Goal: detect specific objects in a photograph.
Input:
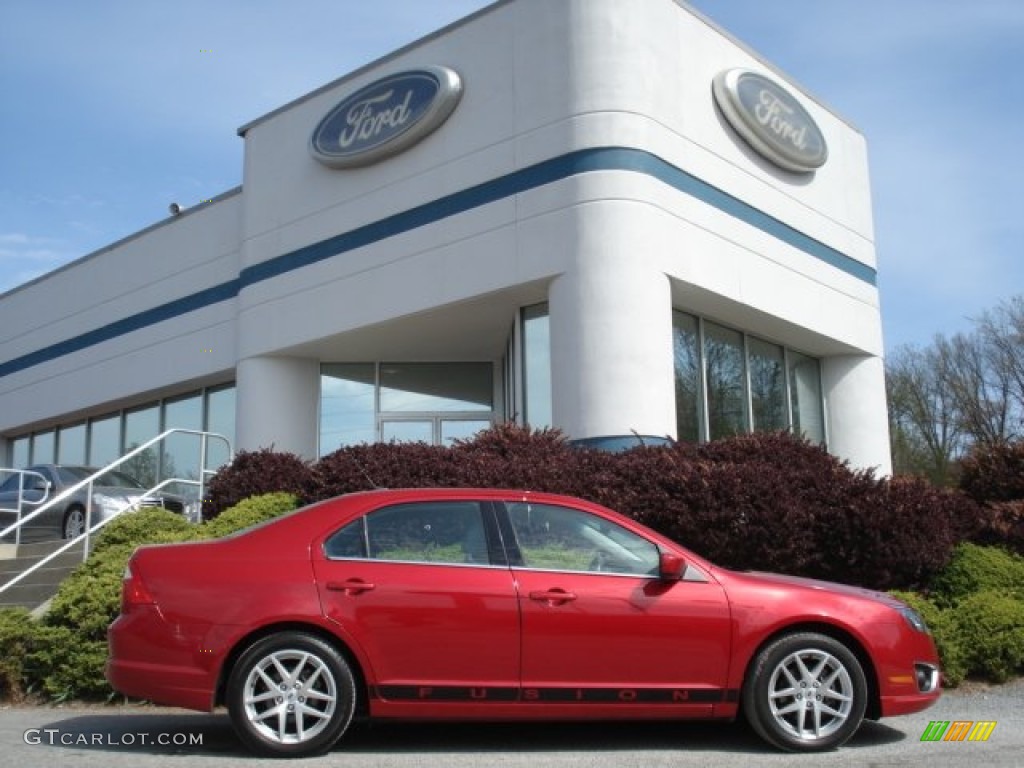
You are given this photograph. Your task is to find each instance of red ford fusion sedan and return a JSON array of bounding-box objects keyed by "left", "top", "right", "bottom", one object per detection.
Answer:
[{"left": 106, "top": 489, "right": 941, "bottom": 757}]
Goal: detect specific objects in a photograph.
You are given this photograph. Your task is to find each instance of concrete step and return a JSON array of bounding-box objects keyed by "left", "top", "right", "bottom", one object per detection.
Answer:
[{"left": 0, "top": 538, "right": 86, "bottom": 611}]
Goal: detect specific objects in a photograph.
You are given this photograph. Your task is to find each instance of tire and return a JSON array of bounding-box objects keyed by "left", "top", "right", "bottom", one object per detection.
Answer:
[
  {"left": 743, "top": 632, "right": 867, "bottom": 752},
  {"left": 62, "top": 507, "right": 86, "bottom": 539},
  {"left": 226, "top": 631, "right": 357, "bottom": 757}
]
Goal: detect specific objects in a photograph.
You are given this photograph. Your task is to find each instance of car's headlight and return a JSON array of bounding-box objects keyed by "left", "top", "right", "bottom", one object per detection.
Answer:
[
  {"left": 93, "top": 493, "right": 136, "bottom": 515},
  {"left": 897, "top": 605, "right": 929, "bottom": 634}
]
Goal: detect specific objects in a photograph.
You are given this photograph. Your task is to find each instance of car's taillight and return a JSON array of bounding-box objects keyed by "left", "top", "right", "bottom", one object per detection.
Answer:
[{"left": 121, "top": 561, "right": 155, "bottom": 614}]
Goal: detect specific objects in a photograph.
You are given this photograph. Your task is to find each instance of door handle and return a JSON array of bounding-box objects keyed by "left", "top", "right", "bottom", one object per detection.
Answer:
[
  {"left": 326, "top": 579, "right": 376, "bottom": 595},
  {"left": 529, "top": 588, "right": 577, "bottom": 605}
]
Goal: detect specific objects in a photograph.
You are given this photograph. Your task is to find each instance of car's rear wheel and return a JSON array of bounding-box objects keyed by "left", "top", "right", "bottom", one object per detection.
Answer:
[
  {"left": 743, "top": 632, "right": 867, "bottom": 752},
  {"left": 62, "top": 506, "right": 85, "bottom": 539},
  {"left": 227, "top": 631, "right": 356, "bottom": 757}
]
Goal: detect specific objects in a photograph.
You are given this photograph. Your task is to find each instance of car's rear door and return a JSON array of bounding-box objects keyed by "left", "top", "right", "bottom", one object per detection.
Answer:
[
  {"left": 502, "top": 500, "right": 733, "bottom": 716},
  {"left": 313, "top": 499, "right": 521, "bottom": 712}
]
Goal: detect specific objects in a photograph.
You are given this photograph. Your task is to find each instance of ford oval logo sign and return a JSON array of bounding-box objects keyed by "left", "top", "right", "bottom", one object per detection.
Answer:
[
  {"left": 310, "top": 66, "right": 463, "bottom": 169},
  {"left": 712, "top": 69, "right": 827, "bottom": 173}
]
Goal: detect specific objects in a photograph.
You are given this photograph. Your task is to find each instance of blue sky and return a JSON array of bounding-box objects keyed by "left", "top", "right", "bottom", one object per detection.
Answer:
[{"left": 1, "top": 0, "right": 1021, "bottom": 352}]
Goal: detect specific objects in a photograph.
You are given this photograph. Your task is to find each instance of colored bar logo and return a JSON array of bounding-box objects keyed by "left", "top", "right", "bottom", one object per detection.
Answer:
[{"left": 921, "top": 720, "right": 997, "bottom": 742}]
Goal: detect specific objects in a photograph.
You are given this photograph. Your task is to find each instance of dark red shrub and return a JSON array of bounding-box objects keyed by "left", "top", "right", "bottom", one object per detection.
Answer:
[
  {"left": 970, "top": 500, "right": 1024, "bottom": 555},
  {"left": 203, "top": 449, "right": 314, "bottom": 519},
  {"left": 960, "top": 440, "right": 1024, "bottom": 503},
  {"left": 312, "top": 442, "right": 459, "bottom": 499}
]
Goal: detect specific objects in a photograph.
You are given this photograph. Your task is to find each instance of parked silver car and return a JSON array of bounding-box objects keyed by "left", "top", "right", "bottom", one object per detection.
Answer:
[{"left": 0, "top": 465, "right": 186, "bottom": 542}]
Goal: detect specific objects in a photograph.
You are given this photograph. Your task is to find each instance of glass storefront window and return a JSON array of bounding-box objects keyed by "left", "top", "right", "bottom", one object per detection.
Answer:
[
  {"left": 381, "top": 420, "right": 434, "bottom": 444},
  {"left": 522, "top": 304, "right": 552, "bottom": 429},
  {"left": 11, "top": 436, "right": 29, "bottom": 468},
  {"left": 122, "top": 405, "right": 160, "bottom": 486},
  {"left": 380, "top": 363, "right": 492, "bottom": 412},
  {"left": 321, "top": 364, "right": 376, "bottom": 454},
  {"left": 672, "top": 311, "right": 823, "bottom": 447},
  {"left": 164, "top": 394, "right": 203, "bottom": 485},
  {"left": 31, "top": 431, "right": 55, "bottom": 464},
  {"left": 672, "top": 311, "right": 703, "bottom": 443},
  {"left": 789, "top": 351, "right": 825, "bottom": 444},
  {"left": 704, "top": 322, "right": 748, "bottom": 440},
  {"left": 88, "top": 414, "right": 121, "bottom": 468},
  {"left": 205, "top": 386, "right": 236, "bottom": 470},
  {"left": 748, "top": 337, "right": 787, "bottom": 432},
  {"left": 440, "top": 419, "right": 492, "bottom": 446},
  {"left": 57, "top": 423, "right": 87, "bottom": 465}
]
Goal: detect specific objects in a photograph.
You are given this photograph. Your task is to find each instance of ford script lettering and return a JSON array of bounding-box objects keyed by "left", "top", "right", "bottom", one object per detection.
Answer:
[
  {"left": 310, "top": 66, "right": 462, "bottom": 169},
  {"left": 712, "top": 69, "right": 827, "bottom": 173}
]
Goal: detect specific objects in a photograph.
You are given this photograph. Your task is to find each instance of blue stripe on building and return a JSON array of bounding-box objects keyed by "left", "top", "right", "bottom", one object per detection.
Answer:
[{"left": 0, "top": 147, "right": 876, "bottom": 378}]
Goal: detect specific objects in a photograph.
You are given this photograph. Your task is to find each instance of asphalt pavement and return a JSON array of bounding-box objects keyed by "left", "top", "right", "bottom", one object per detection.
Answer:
[{"left": 1, "top": 679, "right": 1021, "bottom": 767}]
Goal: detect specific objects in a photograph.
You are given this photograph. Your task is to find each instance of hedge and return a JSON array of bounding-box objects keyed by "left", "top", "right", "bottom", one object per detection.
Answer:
[{"left": 208, "top": 427, "right": 983, "bottom": 592}]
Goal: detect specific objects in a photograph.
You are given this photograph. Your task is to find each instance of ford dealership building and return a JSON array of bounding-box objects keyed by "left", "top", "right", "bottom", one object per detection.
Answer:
[{"left": 0, "top": 0, "right": 892, "bottom": 485}]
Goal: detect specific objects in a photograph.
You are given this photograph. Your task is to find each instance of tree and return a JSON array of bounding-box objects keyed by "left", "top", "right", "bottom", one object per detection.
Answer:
[
  {"left": 887, "top": 294, "right": 1024, "bottom": 481},
  {"left": 886, "top": 343, "right": 963, "bottom": 484}
]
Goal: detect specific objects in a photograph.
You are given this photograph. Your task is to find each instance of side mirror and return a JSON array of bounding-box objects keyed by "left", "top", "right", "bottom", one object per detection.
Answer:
[{"left": 658, "top": 551, "right": 685, "bottom": 582}]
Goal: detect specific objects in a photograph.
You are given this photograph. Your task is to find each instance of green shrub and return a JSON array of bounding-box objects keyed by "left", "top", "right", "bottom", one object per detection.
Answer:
[
  {"left": 889, "top": 591, "right": 967, "bottom": 686},
  {"left": 92, "top": 507, "right": 198, "bottom": 554},
  {"left": 953, "top": 590, "right": 1024, "bottom": 683},
  {"left": 930, "top": 542, "right": 1024, "bottom": 607},
  {"left": 200, "top": 492, "right": 299, "bottom": 539},
  {"left": 24, "top": 626, "right": 109, "bottom": 702},
  {"left": 0, "top": 608, "right": 36, "bottom": 701}
]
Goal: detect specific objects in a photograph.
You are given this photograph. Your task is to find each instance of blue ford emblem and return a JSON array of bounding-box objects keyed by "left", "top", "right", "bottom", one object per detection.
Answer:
[
  {"left": 712, "top": 69, "right": 827, "bottom": 173},
  {"left": 310, "top": 66, "right": 463, "bottom": 169}
]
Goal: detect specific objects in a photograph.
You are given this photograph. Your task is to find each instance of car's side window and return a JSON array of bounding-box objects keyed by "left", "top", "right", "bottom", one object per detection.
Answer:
[
  {"left": 324, "top": 501, "right": 492, "bottom": 566},
  {"left": 505, "top": 502, "right": 660, "bottom": 576}
]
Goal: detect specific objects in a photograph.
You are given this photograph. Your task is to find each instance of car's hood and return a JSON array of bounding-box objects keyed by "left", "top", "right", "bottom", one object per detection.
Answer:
[{"left": 732, "top": 569, "right": 905, "bottom": 608}]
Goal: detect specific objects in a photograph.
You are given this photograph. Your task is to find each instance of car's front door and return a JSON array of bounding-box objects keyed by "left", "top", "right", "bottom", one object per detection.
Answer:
[
  {"left": 503, "top": 501, "right": 733, "bottom": 715},
  {"left": 313, "top": 499, "right": 521, "bottom": 709}
]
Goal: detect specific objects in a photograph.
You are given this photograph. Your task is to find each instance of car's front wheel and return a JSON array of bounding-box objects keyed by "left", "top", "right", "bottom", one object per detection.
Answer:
[
  {"left": 226, "top": 631, "right": 356, "bottom": 757},
  {"left": 62, "top": 506, "right": 85, "bottom": 539},
  {"left": 743, "top": 632, "right": 867, "bottom": 752}
]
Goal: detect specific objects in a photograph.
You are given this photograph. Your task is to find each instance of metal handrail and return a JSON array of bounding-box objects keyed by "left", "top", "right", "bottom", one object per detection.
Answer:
[
  {"left": 0, "top": 429, "right": 232, "bottom": 599},
  {"left": 0, "top": 469, "right": 51, "bottom": 547}
]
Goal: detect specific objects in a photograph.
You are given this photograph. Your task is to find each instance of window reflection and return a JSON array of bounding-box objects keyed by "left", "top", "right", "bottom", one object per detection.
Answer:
[
  {"left": 704, "top": 322, "right": 748, "bottom": 439},
  {"left": 790, "top": 351, "right": 825, "bottom": 444},
  {"left": 748, "top": 338, "right": 786, "bottom": 432},
  {"left": 88, "top": 414, "right": 120, "bottom": 468},
  {"left": 672, "top": 312, "right": 703, "bottom": 442},
  {"left": 321, "top": 364, "right": 376, "bottom": 453},
  {"left": 380, "top": 363, "right": 492, "bottom": 412},
  {"left": 523, "top": 304, "right": 552, "bottom": 428},
  {"left": 57, "top": 423, "right": 86, "bottom": 465},
  {"left": 672, "top": 311, "right": 823, "bottom": 446},
  {"left": 31, "top": 431, "right": 55, "bottom": 465}
]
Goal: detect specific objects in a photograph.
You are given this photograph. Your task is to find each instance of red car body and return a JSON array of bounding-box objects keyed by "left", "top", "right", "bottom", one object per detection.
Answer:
[{"left": 106, "top": 489, "right": 941, "bottom": 757}]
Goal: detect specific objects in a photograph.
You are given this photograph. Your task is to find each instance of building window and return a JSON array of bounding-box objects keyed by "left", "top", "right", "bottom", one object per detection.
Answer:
[
  {"left": 522, "top": 304, "right": 552, "bottom": 429},
  {"left": 319, "top": 363, "right": 496, "bottom": 454},
  {"left": 704, "top": 321, "right": 748, "bottom": 440},
  {"left": 11, "top": 436, "right": 29, "bottom": 468},
  {"left": 3, "top": 385, "right": 236, "bottom": 478},
  {"left": 205, "top": 386, "right": 236, "bottom": 469},
  {"left": 31, "top": 430, "right": 55, "bottom": 464},
  {"left": 748, "top": 337, "right": 787, "bottom": 432},
  {"left": 57, "top": 423, "right": 87, "bottom": 465},
  {"left": 672, "top": 312, "right": 703, "bottom": 443},
  {"left": 88, "top": 414, "right": 121, "bottom": 468},
  {"left": 789, "top": 351, "right": 825, "bottom": 444},
  {"left": 672, "top": 310, "right": 824, "bottom": 445}
]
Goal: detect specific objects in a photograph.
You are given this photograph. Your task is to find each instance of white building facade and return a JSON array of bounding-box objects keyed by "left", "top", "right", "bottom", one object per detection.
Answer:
[{"left": 0, "top": 0, "right": 892, "bottom": 482}]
